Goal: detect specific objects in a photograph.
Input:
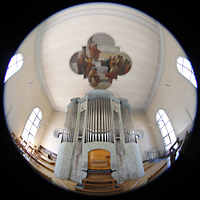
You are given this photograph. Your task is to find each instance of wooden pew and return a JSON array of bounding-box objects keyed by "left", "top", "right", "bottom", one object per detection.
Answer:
[
  {"left": 40, "top": 155, "right": 56, "bottom": 166},
  {"left": 143, "top": 161, "right": 155, "bottom": 171},
  {"left": 14, "top": 137, "right": 54, "bottom": 172}
]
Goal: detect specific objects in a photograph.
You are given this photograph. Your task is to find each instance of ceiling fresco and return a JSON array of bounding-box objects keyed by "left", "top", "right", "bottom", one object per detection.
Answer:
[
  {"left": 36, "top": 4, "right": 162, "bottom": 113},
  {"left": 70, "top": 33, "right": 132, "bottom": 89}
]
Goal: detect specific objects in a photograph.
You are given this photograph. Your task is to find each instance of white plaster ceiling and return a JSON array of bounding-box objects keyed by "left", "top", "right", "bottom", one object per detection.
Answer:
[{"left": 35, "top": 3, "right": 165, "bottom": 113}]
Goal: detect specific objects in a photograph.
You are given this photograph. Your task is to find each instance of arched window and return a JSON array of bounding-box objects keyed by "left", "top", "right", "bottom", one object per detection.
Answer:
[
  {"left": 22, "top": 108, "right": 42, "bottom": 144},
  {"left": 156, "top": 109, "right": 177, "bottom": 151},
  {"left": 4, "top": 53, "right": 24, "bottom": 82},
  {"left": 176, "top": 56, "right": 197, "bottom": 88}
]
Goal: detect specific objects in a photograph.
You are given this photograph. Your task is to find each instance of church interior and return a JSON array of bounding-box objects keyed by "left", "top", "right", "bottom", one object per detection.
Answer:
[{"left": 2, "top": 2, "right": 198, "bottom": 197}]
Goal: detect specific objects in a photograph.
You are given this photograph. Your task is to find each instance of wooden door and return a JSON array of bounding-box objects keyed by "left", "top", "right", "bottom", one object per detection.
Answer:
[{"left": 88, "top": 149, "right": 111, "bottom": 170}]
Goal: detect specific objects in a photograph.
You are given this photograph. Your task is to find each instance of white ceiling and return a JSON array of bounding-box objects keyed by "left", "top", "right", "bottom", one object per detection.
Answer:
[{"left": 35, "top": 3, "right": 165, "bottom": 113}]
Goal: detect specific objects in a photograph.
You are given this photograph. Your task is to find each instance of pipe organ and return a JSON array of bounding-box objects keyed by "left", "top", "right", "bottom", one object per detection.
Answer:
[
  {"left": 54, "top": 90, "right": 144, "bottom": 184},
  {"left": 61, "top": 92, "right": 136, "bottom": 145}
]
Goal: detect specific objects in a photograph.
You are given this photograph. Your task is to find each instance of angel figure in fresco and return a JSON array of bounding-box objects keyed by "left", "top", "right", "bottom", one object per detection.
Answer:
[{"left": 89, "top": 41, "right": 101, "bottom": 61}]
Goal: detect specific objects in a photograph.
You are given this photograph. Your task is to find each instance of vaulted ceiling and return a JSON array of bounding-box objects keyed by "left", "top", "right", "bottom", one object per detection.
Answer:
[{"left": 35, "top": 3, "right": 165, "bottom": 113}]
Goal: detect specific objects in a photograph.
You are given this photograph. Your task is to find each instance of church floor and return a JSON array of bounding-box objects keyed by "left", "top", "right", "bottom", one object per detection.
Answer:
[{"left": 23, "top": 153, "right": 170, "bottom": 195}]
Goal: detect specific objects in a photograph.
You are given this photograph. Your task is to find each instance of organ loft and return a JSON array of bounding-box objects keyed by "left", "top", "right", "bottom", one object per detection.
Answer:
[{"left": 54, "top": 90, "right": 145, "bottom": 192}]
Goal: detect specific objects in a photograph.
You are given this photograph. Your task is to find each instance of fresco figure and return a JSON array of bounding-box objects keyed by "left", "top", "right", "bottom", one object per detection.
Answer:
[
  {"left": 124, "top": 60, "right": 131, "bottom": 74},
  {"left": 85, "top": 55, "right": 94, "bottom": 78},
  {"left": 77, "top": 54, "right": 85, "bottom": 75},
  {"left": 88, "top": 67, "right": 100, "bottom": 87},
  {"left": 89, "top": 41, "right": 101, "bottom": 61},
  {"left": 105, "top": 62, "right": 118, "bottom": 83}
]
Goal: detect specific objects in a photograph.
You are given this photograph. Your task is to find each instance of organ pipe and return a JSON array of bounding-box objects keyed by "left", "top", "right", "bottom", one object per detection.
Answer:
[
  {"left": 121, "top": 104, "right": 135, "bottom": 143},
  {"left": 62, "top": 102, "right": 78, "bottom": 143},
  {"left": 83, "top": 97, "right": 114, "bottom": 143},
  {"left": 63, "top": 91, "right": 136, "bottom": 145}
]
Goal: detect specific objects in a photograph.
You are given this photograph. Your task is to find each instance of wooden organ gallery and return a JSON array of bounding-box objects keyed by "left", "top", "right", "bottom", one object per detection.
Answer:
[{"left": 54, "top": 90, "right": 145, "bottom": 192}]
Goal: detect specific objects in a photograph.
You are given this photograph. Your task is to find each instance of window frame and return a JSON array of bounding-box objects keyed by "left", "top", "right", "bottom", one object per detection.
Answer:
[
  {"left": 176, "top": 56, "right": 197, "bottom": 88},
  {"left": 156, "top": 109, "right": 177, "bottom": 151},
  {"left": 21, "top": 107, "right": 42, "bottom": 144},
  {"left": 4, "top": 53, "right": 24, "bottom": 82}
]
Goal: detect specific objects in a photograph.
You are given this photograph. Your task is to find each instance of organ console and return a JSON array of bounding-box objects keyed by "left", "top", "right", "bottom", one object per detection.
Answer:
[
  {"left": 75, "top": 169, "right": 122, "bottom": 193},
  {"left": 75, "top": 149, "right": 122, "bottom": 193}
]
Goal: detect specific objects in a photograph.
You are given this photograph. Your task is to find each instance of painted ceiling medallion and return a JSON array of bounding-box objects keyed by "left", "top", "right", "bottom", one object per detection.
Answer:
[{"left": 70, "top": 33, "right": 132, "bottom": 89}]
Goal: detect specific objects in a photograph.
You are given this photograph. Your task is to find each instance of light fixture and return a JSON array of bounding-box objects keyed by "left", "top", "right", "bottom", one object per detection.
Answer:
[
  {"left": 53, "top": 128, "right": 62, "bottom": 138},
  {"left": 135, "top": 129, "right": 144, "bottom": 139}
]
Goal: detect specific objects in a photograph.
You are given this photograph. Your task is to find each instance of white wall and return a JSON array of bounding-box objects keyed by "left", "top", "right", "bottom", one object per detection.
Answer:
[
  {"left": 40, "top": 112, "right": 65, "bottom": 154},
  {"left": 145, "top": 27, "right": 197, "bottom": 151},
  {"left": 3, "top": 27, "right": 53, "bottom": 146},
  {"left": 132, "top": 113, "right": 157, "bottom": 161}
]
